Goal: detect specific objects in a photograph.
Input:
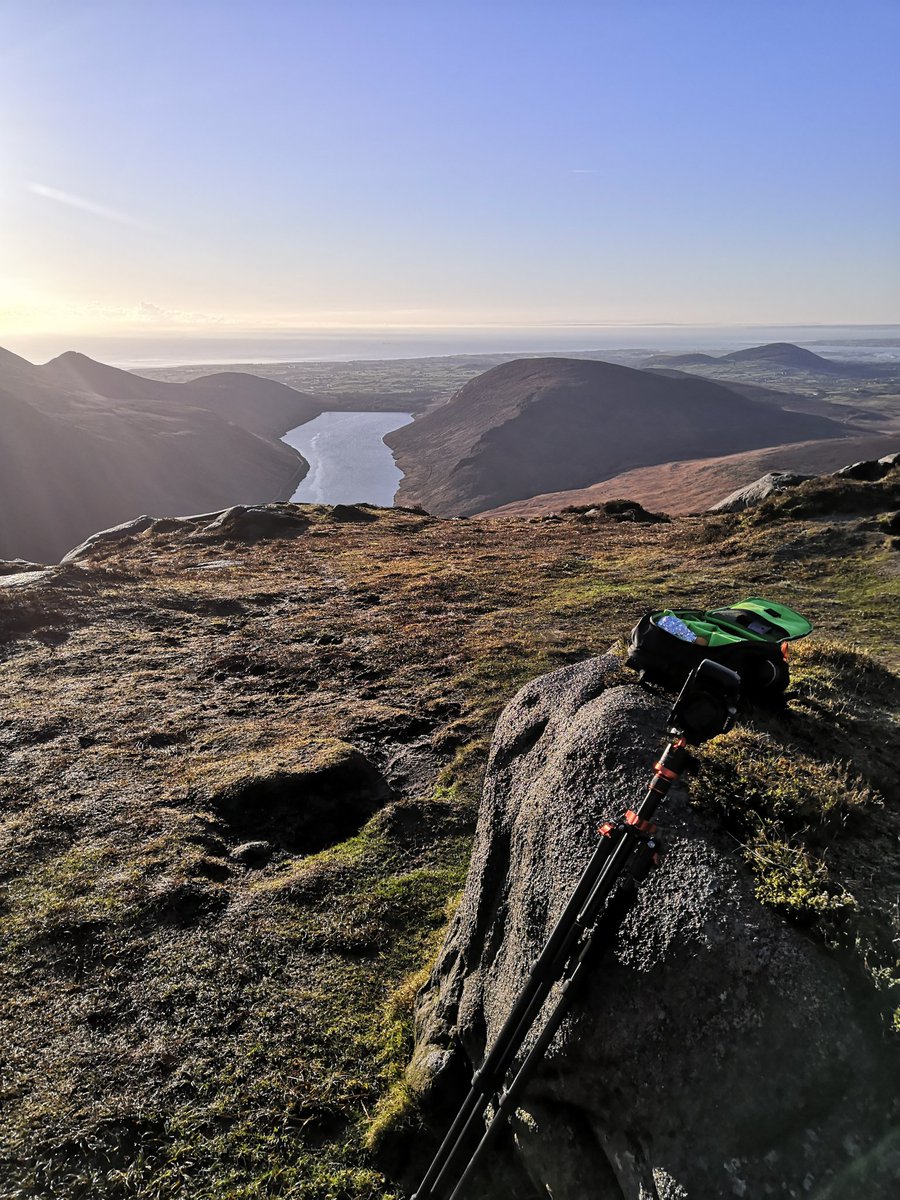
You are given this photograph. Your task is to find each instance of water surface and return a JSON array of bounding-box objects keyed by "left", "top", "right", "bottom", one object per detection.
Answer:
[{"left": 282, "top": 411, "right": 413, "bottom": 506}]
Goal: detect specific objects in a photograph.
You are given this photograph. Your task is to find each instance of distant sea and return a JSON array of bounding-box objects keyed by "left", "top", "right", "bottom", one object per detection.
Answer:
[{"left": 7, "top": 324, "right": 900, "bottom": 370}]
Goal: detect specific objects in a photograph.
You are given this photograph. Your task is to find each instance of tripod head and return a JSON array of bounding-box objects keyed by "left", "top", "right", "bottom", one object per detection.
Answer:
[{"left": 668, "top": 659, "right": 741, "bottom": 744}]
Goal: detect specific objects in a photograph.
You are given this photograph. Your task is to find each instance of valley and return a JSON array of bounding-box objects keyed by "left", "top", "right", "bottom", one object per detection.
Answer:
[{"left": 3, "top": 339, "right": 898, "bottom": 564}]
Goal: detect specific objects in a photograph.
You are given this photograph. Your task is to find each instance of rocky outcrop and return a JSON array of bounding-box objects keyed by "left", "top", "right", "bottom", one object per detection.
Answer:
[
  {"left": 406, "top": 657, "right": 897, "bottom": 1198},
  {"left": 709, "top": 454, "right": 900, "bottom": 513},
  {"left": 59, "top": 505, "right": 314, "bottom": 561},
  {"left": 195, "top": 504, "right": 310, "bottom": 540},
  {"left": 709, "top": 471, "right": 811, "bottom": 512},
  {"left": 558, "top": 499, "right": 669, "bottom": 523},
  {"left": 835, "top": 452, "right": 900, "bottom": 481}
]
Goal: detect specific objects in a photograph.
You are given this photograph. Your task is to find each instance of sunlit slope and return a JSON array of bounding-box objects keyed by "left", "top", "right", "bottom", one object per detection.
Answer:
[{"left": 481, "top": 434, "right": 900, "bottom": 517}]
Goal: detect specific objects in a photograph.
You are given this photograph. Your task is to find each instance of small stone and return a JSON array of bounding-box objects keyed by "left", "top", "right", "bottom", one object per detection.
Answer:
[{"left": 230, "top": 841, "right": 273, "bottom": 867}]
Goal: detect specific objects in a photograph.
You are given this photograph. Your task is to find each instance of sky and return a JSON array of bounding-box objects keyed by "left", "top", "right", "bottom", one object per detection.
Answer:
[{"left": 1, "top": 0, "right": 899, "bottom": 352}]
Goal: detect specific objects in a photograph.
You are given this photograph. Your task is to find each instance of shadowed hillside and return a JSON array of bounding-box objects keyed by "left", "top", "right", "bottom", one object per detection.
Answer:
[
  {"left": 41, "top": 353, "right": 324, "bottom": 439},
  {"left": 0, "top": 349, "right": 328, "bottom": 562},
  {"left": 386, "top": 357, "right": 849, "bottom": 516}
]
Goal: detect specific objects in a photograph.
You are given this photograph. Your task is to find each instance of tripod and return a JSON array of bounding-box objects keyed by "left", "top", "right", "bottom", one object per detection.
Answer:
[{"left": 412, "top": 660, "right": 741, "bottom": 1200}]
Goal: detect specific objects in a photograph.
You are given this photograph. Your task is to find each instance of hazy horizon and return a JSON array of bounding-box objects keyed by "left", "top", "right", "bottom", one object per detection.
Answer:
[{"left": 4, "top": 322, "right": 900, "bottom": 372}]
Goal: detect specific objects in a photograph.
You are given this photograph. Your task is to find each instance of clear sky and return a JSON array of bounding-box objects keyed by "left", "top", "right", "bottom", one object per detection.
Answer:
[{"left": 1, "top": 0, "right": 898, "bottom": 345}]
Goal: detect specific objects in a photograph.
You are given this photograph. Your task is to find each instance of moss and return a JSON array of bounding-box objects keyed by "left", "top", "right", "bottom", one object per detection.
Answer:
[
  {"left": 364, "top": 890, "right": 463, "bottom": 1154},
  {"left": 693, "top": 727, "right": 873, "bottom": 828},
  {"left": 185, "top": 733, "right": 354, "bottom": 795},
  {"left": 747, "top": 825, "right": 856, "bottom": 920},
  {"left": 363, "top": 964, "right": 433, "bottom": 1153},
  {"left": 0, "top": 842, "right": 139, "bottom": 948}
]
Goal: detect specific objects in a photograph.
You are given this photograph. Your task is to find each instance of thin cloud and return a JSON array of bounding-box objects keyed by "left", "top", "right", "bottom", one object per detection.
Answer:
[
  {"left": 28, "top": 182, "right": 152, "bottom": 230},
  {"left": 77, "top": 300, "right": 225, "bottom": 326},
  {"left": 570, "top": 168, "right": 598, "bottom": 175}
]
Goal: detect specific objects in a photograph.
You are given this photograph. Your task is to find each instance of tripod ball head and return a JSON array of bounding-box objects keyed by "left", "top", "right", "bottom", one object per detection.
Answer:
[{"left": 669, "top": 659, "right": 741, "bottom": 744}]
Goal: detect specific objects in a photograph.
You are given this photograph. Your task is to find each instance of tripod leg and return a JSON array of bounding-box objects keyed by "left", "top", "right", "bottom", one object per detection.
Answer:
[
  {"left": 415, "top": 738, "right": 682, "bottom": 1200},
  {"left": 446, "top": 881, "right": 640, "bottom": 1200},
  {"left": 413, "top": 830, "right": 621, "bottom": 1199}
]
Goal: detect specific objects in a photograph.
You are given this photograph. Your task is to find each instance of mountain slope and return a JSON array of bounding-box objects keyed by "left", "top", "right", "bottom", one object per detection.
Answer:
[
  {"left": 386, "top": 357, "right": 849, "bottom": 516},
  {"left": 643, "top": 367, "right": 877, "bottom": 423},
  {"left": 0, "top": 348, "right": 319, "bottom": 561}
]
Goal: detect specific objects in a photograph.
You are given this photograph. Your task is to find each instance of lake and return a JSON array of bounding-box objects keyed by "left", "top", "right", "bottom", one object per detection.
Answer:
[{"left": 281, "top": 411, "right": 414, "bottom": 507}]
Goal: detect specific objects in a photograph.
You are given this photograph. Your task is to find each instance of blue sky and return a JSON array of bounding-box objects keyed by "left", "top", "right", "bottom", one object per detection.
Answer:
[{"left": 1, "top": 0, "right": 898, "bottom": 341}]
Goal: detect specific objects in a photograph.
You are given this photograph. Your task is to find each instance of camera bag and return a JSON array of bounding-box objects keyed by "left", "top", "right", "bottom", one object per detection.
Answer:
[{"left": 626, "top": 597, "right": 812, "bottom": 704}]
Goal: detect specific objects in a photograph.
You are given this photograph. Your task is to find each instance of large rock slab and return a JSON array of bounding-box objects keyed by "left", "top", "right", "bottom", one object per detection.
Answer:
[
  {"left": 60, "top": 515, "right": 155, "bottom": 562},
  {"left": 709, "top": 472, "right": 810, "bottom": 512},
  {"left": 407, "top": 657, "right": 896, "bottom": 1198}
]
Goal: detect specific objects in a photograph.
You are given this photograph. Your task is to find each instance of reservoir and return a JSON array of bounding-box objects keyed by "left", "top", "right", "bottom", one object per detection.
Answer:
[{"left": 281, "top": 411, "right": 414, "bottom": 507}]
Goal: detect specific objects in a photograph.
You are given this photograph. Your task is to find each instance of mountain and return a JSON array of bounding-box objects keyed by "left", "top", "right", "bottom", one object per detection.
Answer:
[
  {"left": 1, "top": 470, "right": 897, "bottom": 1197},
  {"left": 647, "top": 341, "right": 884, "bottom": 377},
  {"left": 0, "top": 348, "right": 324, "bottom": 562},
  {"left": 40, "top": 350, "right": 322, "bottom": 436},
  {"left": 722, "top": 341, "right": 848, "bottom": 370},
  {"left": 186, "top": 371, "right": 323, "bottom": 435},
  {"left": 386, "top": 356, "right": 849, "bottom": 516}
]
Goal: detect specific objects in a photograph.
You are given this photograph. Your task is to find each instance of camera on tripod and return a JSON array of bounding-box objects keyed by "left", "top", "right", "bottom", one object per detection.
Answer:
[{"left": 669, "top": 658, "right": 741, "bottom": 744}]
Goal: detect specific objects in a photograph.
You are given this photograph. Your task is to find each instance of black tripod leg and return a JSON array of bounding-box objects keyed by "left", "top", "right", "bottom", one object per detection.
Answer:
[
  {"left": 413, "top": 830, "right": 622, "bottom": 1199},
  {"left": 445, "top": 882, "right": 640, "bottom": 1200}
]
